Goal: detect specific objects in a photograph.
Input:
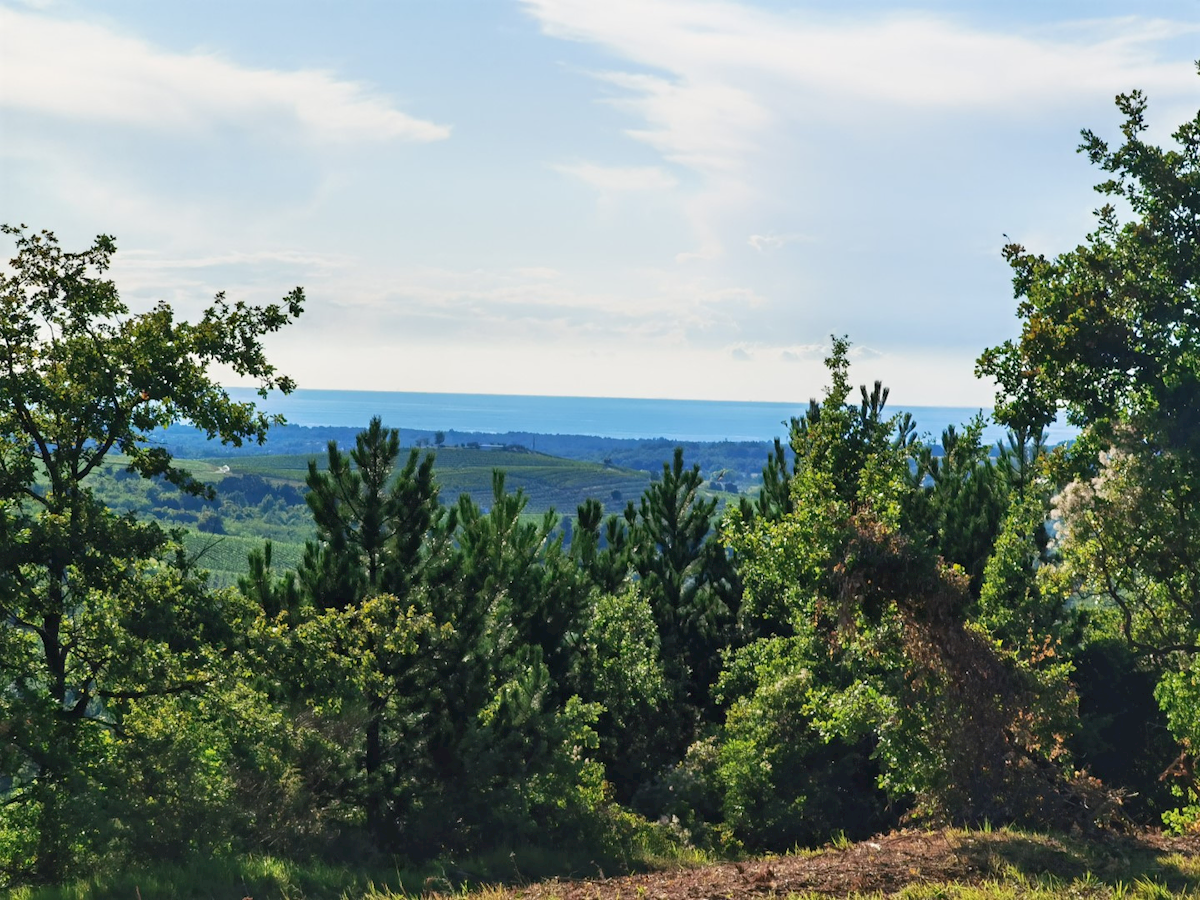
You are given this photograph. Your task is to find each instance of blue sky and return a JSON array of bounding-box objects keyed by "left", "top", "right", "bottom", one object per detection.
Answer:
[{"left": 2, "top": 1, "right": 1197, "bottom": 404}]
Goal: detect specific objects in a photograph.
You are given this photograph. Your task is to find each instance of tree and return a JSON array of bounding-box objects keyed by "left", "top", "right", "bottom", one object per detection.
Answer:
[
  {"left": 0, "top": 226, "right": 302, "bottom": 882},
  {"left": 627, "top": 448, "right": 739, "bottom": 736},
  {"left": 291, "top": 417, "right": 449, "bottom": 846},
  {"left": 571, "top": 497, "right": 632, "bottom": 594},
  {"left": 979, "top": 81, "right": 1200, "bottom": 830},
  {"left": 274, "top": 450, "right": 613, "bottom": 859},
  {"left": 748, "top": 435, "right": 797, "bottom": 521},
  {"left": 906, "top": 418, "right": 1011, "bottom": 598},
  {"left": 976, "top": 75, "right": 1200, "bottom": 822},
  {"left": 979, "top": 74, "right": 1200, "bottom": 451},
  {"left": 367, "top": 471, "right": 610, "bottom": 859},
  {"left": 726, "top": 338, "right": 1084, "bottom": 836},
  {"left": 571, "top": 585, "right": 670, "bottom": 801}
]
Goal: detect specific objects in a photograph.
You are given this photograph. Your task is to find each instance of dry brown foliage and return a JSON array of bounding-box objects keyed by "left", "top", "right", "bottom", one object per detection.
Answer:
[{"left": 832, "top": 513, "right": 1124, "bottom": 831}]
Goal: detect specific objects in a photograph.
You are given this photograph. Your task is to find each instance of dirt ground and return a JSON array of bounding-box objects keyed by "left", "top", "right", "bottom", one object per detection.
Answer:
[{"left": 454, "top": 829, "right": 1200, "bottom": 900}]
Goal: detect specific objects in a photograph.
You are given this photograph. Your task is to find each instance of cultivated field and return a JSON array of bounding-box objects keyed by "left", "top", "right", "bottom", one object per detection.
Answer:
[{"left": 91, "top": 447, "right": 676, "bottom": 584}]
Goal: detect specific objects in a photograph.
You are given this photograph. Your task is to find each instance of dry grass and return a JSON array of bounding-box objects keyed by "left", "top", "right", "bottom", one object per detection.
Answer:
[
  {"left": 390, "top": 829, "right": 1200, "bottom": 900},
  {"left": 10, "top": 828, "right": 1200, "bottom": 900}
]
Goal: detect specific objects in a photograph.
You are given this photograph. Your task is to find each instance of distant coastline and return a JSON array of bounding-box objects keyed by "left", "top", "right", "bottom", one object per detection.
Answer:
[{"left": 224, "top": 387, "right": 1079, "bottom": 447}]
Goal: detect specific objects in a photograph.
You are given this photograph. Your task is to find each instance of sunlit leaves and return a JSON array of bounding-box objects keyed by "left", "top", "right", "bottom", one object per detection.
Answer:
[{"left": 0, "top": 225, "right": 302, "bottom": 881}]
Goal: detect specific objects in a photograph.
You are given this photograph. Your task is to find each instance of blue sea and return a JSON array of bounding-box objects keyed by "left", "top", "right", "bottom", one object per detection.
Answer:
[{"left": 227, "top": 388, "right": 1079, "bottom": 447}]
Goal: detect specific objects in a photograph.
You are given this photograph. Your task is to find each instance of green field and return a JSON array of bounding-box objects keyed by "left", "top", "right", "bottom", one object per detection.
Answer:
[
  {"left": 181, "top": 531, "right": 305, "bottom": 587},
  {"left": 209, "top": 446, "right": 656, "bottom": 513},
  {"left": 91, "top": 446, "right": 691, "bottom": 584}
]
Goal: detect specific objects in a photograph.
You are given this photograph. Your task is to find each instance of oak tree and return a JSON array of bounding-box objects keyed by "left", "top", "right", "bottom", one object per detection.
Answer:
[{"left": 0, "top": 226, "right": 302, "bottom": 881}]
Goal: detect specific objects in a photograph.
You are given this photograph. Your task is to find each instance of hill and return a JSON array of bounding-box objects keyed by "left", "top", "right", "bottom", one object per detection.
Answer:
[
  {"left": 89, "top": 447, "right": 666, "bottom": 585},
  {"left": 155, "top": 422, "right": 779, "bottom": 489}
]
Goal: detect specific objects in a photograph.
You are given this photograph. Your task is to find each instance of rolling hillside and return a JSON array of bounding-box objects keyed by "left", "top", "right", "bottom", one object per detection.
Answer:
[{"left": 91, "top": 447, "right": 678, "bottom": 585}]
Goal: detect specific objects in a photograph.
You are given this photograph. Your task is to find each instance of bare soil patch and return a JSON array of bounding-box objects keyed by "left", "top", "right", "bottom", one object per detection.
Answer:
[{"left": 446, "top": 830, "right": 1200, "bottom": 900}]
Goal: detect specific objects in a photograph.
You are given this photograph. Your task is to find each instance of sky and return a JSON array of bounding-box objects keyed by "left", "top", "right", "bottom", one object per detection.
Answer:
[{"left": 1, "top": 1, "right": 1197, "bottom": 406}]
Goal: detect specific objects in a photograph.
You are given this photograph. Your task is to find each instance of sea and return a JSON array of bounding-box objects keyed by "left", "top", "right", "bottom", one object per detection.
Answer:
[{"left": 226, "top": 388, "right": 1079, "bottom": 447}]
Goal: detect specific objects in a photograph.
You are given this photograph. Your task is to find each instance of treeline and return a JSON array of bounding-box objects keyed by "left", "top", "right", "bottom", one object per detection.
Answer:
[
  {"left": 88, "top": 451, "right": 663, "bottom": 566},
  {"left": 160, "top": 422, "right": 780, "bottom": 488},
  {"left": 4, "top": 82, "right": 1200, "bottom": 889},
  {"left": 0, "top": 350, "right": 1174, "bottom": 884},
  {"left": 94, "top": 466, "right": 311, "bottom": 543}
]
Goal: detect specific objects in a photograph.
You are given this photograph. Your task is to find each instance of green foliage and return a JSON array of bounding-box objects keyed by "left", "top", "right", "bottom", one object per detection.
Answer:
[
  {"left": 977, "top": 77, "right": 1200, "bottom": 660},
  {"left": 0, "top": 227, "right": 303, "bottom": 884},
  {"left": 0, "top": 226, "right": 301, "bottom": 501},
  {"left": 979, "top": 76, "right": 1200, "bottom": 447},
  {"left": 712, "top": 635, "right": 887, "bottom": 850},
  {"left": 727, "top": 337, "right": 1083, "bottom": 836},
  {"left": 570, "top": 496, "right": 633, "bottom": 594},
  {"left": 977, "top": 483, "right": 1061, "bottom": 650},
  {"left": 978, "top": 76, "right": 1200, "bottom": 827},
  {"left": 1156, "top": 657, "right": 1200, "bottom": 830},
  {"left": 626, "top": 447, "right": 740, "bottom": 732},
  {"left": 908, "top": 418, "right": 1011, "bottom": 598},
  {"left": 18, "top": 175, "right": 1200, "bottom": 884},
  {"left": 1069, "top": 623, "right": 1178, "bottom": 822},
  {"left": 571, "top": 586, "right": 671, "bottom": 800},
  {"left": 383, "top": 472, "right": 608, "bottom": 858},
  {"left": 237, "top": 423, "right": 635, "bottom": 864},
  {"left": 282, "top": 418, "right": 452, "bottom": 847}
]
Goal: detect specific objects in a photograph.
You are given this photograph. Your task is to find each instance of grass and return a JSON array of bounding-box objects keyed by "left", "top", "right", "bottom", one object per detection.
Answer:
[
  {"left": 10, "top": 829, "right": 1200, "bottom": 900},
  {"left": 883, "top": 875, "right": 1192, "bottom": 900},
  {"left": 870, "top": 829, "right": 1200, "bottom": 900},
  {"left": 2, "top": 854, "right": 412, "bottom": 899},
  {"left": 2, "top": 808, "right": 709, "bottom": 899},
  {"left": 1, "top": 840, "right": 701, "bottom": 900}
]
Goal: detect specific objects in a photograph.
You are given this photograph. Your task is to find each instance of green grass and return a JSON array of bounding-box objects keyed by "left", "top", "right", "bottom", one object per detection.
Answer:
[
  {"left": 11, "top": 829, "right": 1200, "bottom": 900},
  {"left": 872, "top": 829, "right": 1200, "bottom": 900},
  {"left": 2, "top": 854, "right": 413, "bottom": 900},
  {"left": 1, "top": 832, "right": 704, "bottom": 899}
]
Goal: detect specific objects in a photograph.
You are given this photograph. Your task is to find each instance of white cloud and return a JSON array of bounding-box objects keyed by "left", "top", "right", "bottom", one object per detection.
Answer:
[
  {"left": 115, "top": 250, "right": 730, "bottom": 350},
  {"left": 522, "top": 0, "right": 1199, "bottom": 259},
  {"left": 0, "top": 7, "right": 450, "bottom": 143},
  {"left": 115, "top": 249, "right": 350, "bottom": 272},
  {"left": 748, "top": 232, "right": 812, "bottom": 252},
  {"left": 524, "top": 2, "right": 1196, "bottom": 114},
  {"left": 554, "top": 161, "right": 678, "bottom": 190},
  {"left": 849, "top": 344, "right": 886, "bottom": 361},
  {"left": 352, "top": 264, "right": 760, "bottom": 331},
  {"left": 779, "top": 343, "right": 827, "bottom": 363},
  {"left": 109, "top": 252, "right": 769, "bottom": 362},
  {"left": 596, "top": 70, "right": 769, "bottom": 178},
  {"left": 513, "top": 266, "right": 562, "bottom": 280}
]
